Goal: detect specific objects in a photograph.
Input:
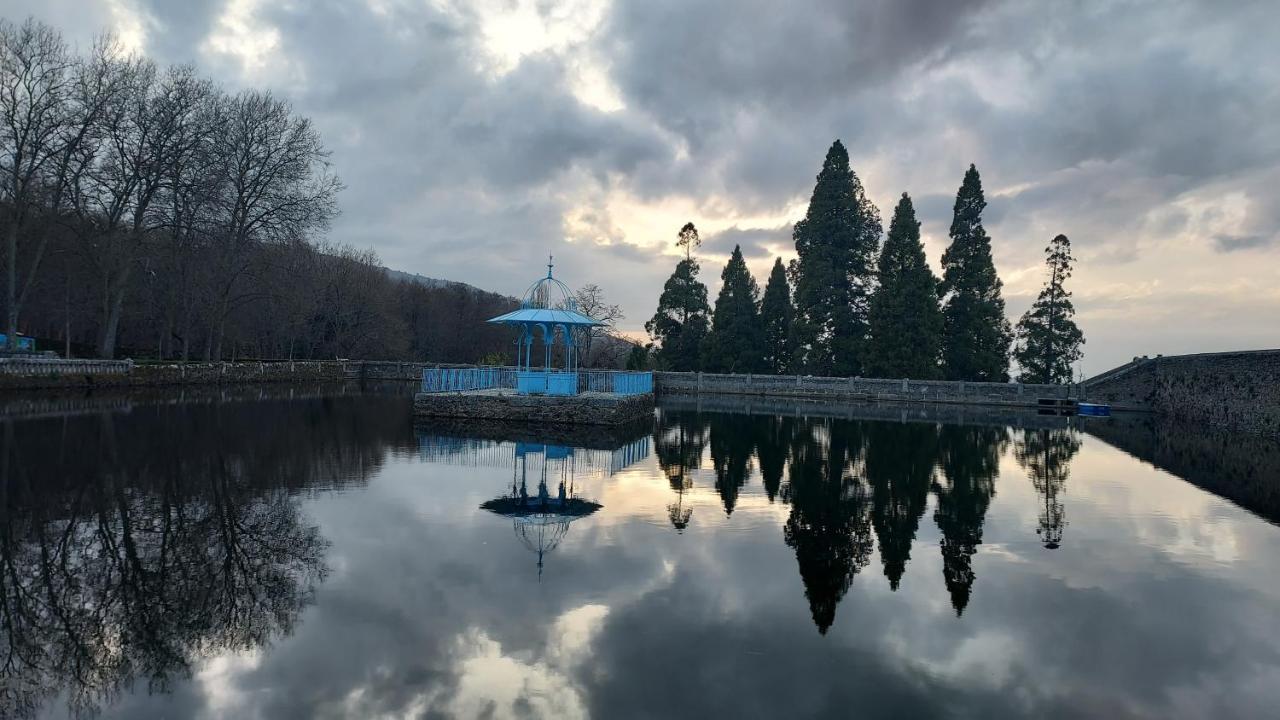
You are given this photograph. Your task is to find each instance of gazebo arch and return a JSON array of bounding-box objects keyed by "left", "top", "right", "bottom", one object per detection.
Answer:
[{"left": 486, "top": 257, "right": 603, "bottom": 396}]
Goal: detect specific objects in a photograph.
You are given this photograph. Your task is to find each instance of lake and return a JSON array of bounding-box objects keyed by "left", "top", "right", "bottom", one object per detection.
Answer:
[{"left": 3, "top": 385, "right": 1279, "bottom": 719}]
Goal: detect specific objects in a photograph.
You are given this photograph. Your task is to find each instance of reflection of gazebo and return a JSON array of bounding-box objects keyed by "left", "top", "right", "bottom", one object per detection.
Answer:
[
  {"left": 480, "top": 442, "right": 603, "bottom": 578},
  {"left": 486, "top": 257, "right": 602, "bottom": 396}
]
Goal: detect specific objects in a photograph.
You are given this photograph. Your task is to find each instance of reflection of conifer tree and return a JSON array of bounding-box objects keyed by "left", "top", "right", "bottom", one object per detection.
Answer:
[
  {"left": 933, "top": 426, "right": 1006, "bottom": 615},
  {"left": 783, "top": 420, "right": 873, "bottom": 634},
  {"left": 709, "top": 413, "right": 755, "bottom": 515},
  {"left": 1014, "top": 428, "right": 1081, "bottom": 549},
  {"left": 754, "top": 415, "right": 792, "bottom": 502},
  {"left": 866, "top": 422, "right": 938, "bottom": 590},
  {"left": 654, "top": 409, "right": 708, "bottom": 532}
]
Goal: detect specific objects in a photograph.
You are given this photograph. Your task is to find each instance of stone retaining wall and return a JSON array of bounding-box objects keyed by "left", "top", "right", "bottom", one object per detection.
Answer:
[
  {"left": 414, "top": 390, "right": 654, "bottom": 426},
  {"left": 656, "top": 393, "right": 1076, "bottom": 431},
  {"left": 1084, "top": 349, "right": 1280, "bottom": 436},
  {"left": 0, "top": 359, "right": 348, "bottom": 390},
  {"left": 654, "top": 371, "right": 1071, "bottom": 408}
]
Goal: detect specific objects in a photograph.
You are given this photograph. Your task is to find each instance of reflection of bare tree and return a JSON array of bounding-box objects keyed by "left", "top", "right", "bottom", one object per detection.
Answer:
[
  {"left": 933, "top": 426, "right": 1006, "bottom": 615},
  {"left": 1015, "top": 429, "right": 1081, "bottom": 549},
  {"left": 783, "top": 420, "right": 873, "bottom": 635},
  {"left": 655, "top": 410, "right": 708, "bottom": 532},
  {"left": 0, "top": 396, "right": 395, "bottom": 719}
]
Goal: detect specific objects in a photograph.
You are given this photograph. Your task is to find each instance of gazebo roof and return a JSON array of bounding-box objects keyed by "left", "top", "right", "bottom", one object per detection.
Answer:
[{"left": 487, "top": 307, "right": 601, "bottom": 327}]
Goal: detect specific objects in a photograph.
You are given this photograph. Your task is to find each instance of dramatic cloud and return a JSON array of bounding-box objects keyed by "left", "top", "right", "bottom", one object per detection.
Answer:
[{"left": 4, "top": 0, "right": 1277, "bottom": 373}]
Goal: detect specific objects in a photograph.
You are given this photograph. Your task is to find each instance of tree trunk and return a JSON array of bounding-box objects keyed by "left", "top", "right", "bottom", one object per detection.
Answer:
[
  {"left": 5, "top": 222, "right": 17, "bottom": 351},
  {"left": 98, "top": 265, "right": 132, "bottom": 359}
]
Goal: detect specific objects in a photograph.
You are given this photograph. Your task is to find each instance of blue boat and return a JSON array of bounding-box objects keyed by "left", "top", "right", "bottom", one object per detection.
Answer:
[{"left": 1077, "top": 402, "right": 1112, "bottom": 417}]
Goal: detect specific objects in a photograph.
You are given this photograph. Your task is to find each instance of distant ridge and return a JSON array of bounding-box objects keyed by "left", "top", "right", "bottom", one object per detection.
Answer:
[{"left": 385, "top": 268, "right": 516, "bottom": 301}]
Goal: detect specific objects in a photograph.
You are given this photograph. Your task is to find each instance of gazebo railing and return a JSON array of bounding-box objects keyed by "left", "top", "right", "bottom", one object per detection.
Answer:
[
  {"left": 420, "top": 367, "right": 516, "bottom": 393},
  {"left": 420, "top": 366, "right": 653, "bottom": 396},
  {"left": 579, "top": 370, "right": 653, "bottom": 396}
]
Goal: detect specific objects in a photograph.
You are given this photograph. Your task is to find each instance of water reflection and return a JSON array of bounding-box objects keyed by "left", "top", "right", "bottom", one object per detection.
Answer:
[
  {"left": 3, "top": 390, "right": 1279, "bottom": 718},
  {"left": 0, "top": 395, "right": 410, "bottom": 719},
  {"left": 783, "top": 419, "right": 875, "bottom": 633},
  {"left": 418, "top": 428, "right": 650, "bottom": 577},
  {"left": 652, "top": 409, "right": 1015, "bottom": 629},
  {"left": 1015, "top": 429, "right": 1082, "bottom": 549},
  {"left": 654, "top": 410, "right": 708, "bottom": 532},
  {"left": 933, "top": 426, "right": 1004, "bottom": 615}
]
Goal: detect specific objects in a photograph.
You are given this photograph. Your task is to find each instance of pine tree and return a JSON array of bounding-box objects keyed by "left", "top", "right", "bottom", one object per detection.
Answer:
[
  {"left": 1014, "top": 234, "right": 1084, "bottom": 384},
  {"left": 940, "top": 164, "right": 1012, "bottom": 382},
  {"left": 867, "top": 193, "right": 943, "bottom": 379},
  {"left": 791, "top": 140, "right": 882, "bottom": 376},
  {"left": 703, "top": 245, "right": 763, "bottom": 372},
  {"left": 759, "top": 257, "right": 795, "bottom": 374},
  {"left": 646, "top": 223, "right": 711, "bottom": 371},
  {"left": 625, "top": 343, "right": 650, "bottom": 370}
]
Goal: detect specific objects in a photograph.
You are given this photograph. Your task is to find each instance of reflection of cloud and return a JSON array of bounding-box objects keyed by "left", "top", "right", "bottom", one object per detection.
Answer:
[
  {"left": 445, "top": 604, "right": 608, "bottom": 720},
  {"left": 449, "top": 630, "right": 588, "bottom": 719}
]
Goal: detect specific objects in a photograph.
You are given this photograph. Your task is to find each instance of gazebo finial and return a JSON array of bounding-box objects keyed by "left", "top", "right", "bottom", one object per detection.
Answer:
[{"left": 547, "top": 254, "right": 554, "bottom": 278}]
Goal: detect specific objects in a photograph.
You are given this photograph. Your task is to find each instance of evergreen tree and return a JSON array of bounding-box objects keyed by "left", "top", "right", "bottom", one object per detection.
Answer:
[
  {"left": 791, "top": 140, "right": 882, "bottom": 376},
  {"left": 940, "top": 165, "right": 1012, "bottom": 382},
  {"left": 646, "top": 223, "right": 711, "bottom": 371},
  {"left": 1014, "top": 234, "right": 1085, "bottom": 384},
  {"left": 625, "top": 343, "right": 650, "bottom": 370},
  {"left": 703, "top": 245, "right": 763, "bottom": 373},
  {"left": 867, "top": 193, "right": 943, "bottom": 379},
  {"left": 759, "top": 257, "right": 795, "bottom": 374}
]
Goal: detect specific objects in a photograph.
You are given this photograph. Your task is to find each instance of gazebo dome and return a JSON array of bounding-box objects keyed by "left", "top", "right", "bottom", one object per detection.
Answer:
[{"left": 520, "top": 272, "right": 576, "bottom": 311}]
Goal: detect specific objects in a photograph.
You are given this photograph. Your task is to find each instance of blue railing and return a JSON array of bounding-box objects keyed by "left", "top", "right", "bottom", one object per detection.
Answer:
[
  {"left": 420, "top": 367, "right": 516, "bottom": 393},
  {"left": 421, "top": 366, "right": 653, "bottom": 396},
  {"left": 580, "top": 370, "right": 653, "bottom": 396}
]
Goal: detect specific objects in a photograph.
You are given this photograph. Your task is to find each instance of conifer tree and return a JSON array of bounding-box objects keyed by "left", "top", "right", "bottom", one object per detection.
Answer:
[
  {"left": 759, "top": 257, "right": 795, "bottom": 374},
  {"left": 646, "top": 223, "right": 711, "bottom": 371},
  {"left": 867, "top": 193, "right": 943, "bottom": 379},
  {"left": 703, "top": 245, "right": 763, "bottom": 372},
  {"left": 1014, "top": 234, "right": 1084, "bottom": 384},
  {"left": 940, "top": 165, "right": 1012, "bottom": 382},
  {"left": 791, "top": 140, "right": 882, "bottom": 376}
]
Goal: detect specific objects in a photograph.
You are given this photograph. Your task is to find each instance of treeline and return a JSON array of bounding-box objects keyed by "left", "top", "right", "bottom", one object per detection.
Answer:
[
  {"left": 0, "top": 18, "right": 535, "bottom": 364},
  {"left": 646, "top": 141, "right": 1086, "bottom": 384}
]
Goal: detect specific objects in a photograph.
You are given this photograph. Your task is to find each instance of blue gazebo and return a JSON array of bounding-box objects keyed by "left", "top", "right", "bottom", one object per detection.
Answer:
[{"left": 487, "top": 257, "right": 602, "bottom": 396}]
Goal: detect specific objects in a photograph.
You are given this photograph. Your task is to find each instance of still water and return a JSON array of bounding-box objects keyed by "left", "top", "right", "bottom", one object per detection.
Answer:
[{"left": 3, "top": 385, "right": 1279, "bottom": 719}]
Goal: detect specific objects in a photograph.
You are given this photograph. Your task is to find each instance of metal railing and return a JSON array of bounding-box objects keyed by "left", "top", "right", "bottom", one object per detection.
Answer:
[
  {"left": 420, "top": 367, "right": 516, "bottom": 393},
  {"left": 579, "top": 370, "right": 654, "bottom": 396}
]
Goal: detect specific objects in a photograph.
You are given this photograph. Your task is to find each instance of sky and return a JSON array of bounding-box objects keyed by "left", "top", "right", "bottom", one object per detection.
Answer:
[{"left": 3, "top": 0, "right": 1277, "bottom": 376}]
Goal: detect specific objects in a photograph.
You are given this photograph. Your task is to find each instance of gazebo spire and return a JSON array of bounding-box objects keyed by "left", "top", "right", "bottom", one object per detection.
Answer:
[{"left": 547, "top": 254, "right": 554, "bottom": 278}]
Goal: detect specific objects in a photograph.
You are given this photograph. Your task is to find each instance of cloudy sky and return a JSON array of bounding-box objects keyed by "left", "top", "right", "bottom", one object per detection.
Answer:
[{"left": 5, "top": 0, "right": 1277, "bottom": 375}]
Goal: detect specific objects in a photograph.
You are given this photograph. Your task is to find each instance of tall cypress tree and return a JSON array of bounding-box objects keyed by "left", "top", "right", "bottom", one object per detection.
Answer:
[
  {"left": 867, "top": 193, "right": 943, "bottom": 379},
  {"left": 703, "top": 245, "right": 763, "bottom": 372},
  {"left": 646, "top": 223, "right": 711, "bottom": 371},
  {"left": 791, "top": 140, "right": 882, "bottom": 377},
  {"left": 1014, "top": 234, "right": 1085, "bottom": 384},
  {"left": 759, "top": 257, "right": 795, "bottom": 374},
  {"left": 940, "top": 164, "right": 1012, "bottom": 382}
]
